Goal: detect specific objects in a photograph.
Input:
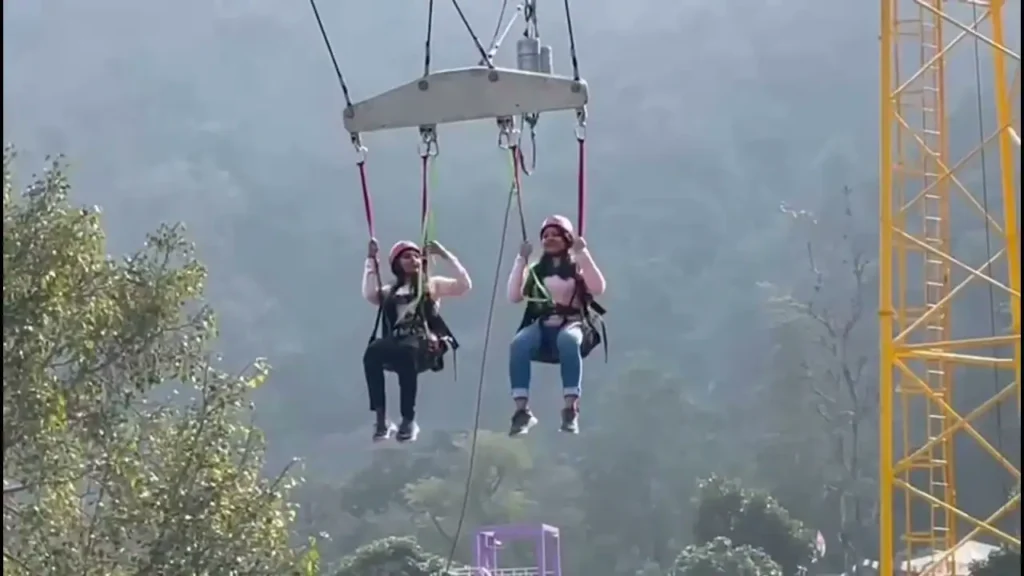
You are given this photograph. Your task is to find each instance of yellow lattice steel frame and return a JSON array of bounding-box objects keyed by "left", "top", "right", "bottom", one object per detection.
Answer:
[{"left": 879, "top": 0, "right": 1021, "bottom": 574}]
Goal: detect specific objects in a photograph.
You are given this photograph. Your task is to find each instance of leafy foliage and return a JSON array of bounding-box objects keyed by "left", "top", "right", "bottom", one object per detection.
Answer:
[
  {"left": 403, "top": 430, "right": 534, "bottom": 548},
  {"left": 2, "top": 150, "right": 304, "bottom": 575},
  {"left": 970, "top": 546, "right": 1022, "bottom": 576},
  {"left": 330, "top": 537, "right": 448, "bottom": 576},
  {"left": 671, "top": 537, "right": 782, "bottom": 576},
  {"left": 692, "top": 476, "right": 816, "bottom": 576},
  {"left": 4, "top": 1, "right": 1018, "bottom": 573},
  {"left": 305, "top": 430, "right": 535, "bottom": 562}
]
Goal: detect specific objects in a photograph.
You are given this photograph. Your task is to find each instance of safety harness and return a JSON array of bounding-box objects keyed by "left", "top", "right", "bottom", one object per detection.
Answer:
[
  {"left": 368, "top": 285, "right": 460, "bottom": 374},
  {"left": 518, "top": 264, "right": 608, "bottom": 364}
]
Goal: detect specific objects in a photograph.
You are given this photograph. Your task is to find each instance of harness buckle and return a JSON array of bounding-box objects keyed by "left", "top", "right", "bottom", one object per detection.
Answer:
[{"left": 418, "top": 125, "right": 439, "bottom": 157}]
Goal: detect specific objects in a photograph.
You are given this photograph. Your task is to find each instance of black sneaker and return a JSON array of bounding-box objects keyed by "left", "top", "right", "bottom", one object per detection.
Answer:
[
  {"left": 373, "top": 419, "right": 396, "bottom": 442},
  {"left": 560, "top": 407, "right": 579, "bottom": 434},
  {"left": 509, "top": 408, "right": 538, "bottom": 437},
  {"left": 396, "top": 419, "right": 420, "bottom": 443}
]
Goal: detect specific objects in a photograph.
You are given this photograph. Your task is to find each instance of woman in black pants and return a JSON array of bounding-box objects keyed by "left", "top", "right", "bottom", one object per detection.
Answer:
[{"left": 361, "top": 238, "right": 472, "bottom": 442}]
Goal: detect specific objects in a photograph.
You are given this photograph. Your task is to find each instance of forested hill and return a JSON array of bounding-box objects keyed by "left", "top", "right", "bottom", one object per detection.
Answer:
[{"left": 3, "top": 0, "right": 1019, "bottom": 575}]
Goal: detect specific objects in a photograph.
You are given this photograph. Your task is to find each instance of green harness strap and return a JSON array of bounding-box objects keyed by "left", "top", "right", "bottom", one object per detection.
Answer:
[
  {"left": 505, "top": 145, "right": 552, "bottom": 305},
  {"left": 404, "top": 156, "right": 438, "bottom": 323}
]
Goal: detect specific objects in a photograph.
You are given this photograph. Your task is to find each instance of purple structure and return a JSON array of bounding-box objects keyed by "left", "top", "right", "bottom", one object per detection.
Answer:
[{"left": 474, "top": 523, "right": 562, "bottom": 576}]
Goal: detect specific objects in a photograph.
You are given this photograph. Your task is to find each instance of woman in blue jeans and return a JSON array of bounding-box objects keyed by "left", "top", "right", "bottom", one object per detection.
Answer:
[{"left": 506, "top": 215, "right": 606, "bottom": 435}]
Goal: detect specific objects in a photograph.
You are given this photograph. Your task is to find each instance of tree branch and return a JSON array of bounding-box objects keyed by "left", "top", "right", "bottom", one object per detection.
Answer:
[{"left": 427, "top": 512, "right": 454, "bottom": 546}]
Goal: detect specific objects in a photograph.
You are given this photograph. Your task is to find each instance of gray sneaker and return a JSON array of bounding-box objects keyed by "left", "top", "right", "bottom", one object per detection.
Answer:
[
  {"left": 509, "top": 408, "right": 538, "bottom": 436},
  {"left": 373, "top": 419, "right": 397, "bottom": 442},
  {"left": 396, "top": 419, "right": 420, "bottom": 443},
  {"left": 559, "top": 407, "right": 579, "bottom": 434}
]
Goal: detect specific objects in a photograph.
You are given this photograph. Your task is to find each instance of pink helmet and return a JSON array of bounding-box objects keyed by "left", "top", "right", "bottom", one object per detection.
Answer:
[
  {"left": 540, "top": 214, "right": 575, "bottom": 242},
  {"left": 388, "top": 240, "right": 420, "bottom": 265}
]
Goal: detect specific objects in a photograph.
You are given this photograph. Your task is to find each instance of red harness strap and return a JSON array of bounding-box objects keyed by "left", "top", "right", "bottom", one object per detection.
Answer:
[
  {"left": 357, "top": 160, "right": 376, "bottom": 239},
  {"left": 356, "top": 158, "right": 383, "bottom": 290}
]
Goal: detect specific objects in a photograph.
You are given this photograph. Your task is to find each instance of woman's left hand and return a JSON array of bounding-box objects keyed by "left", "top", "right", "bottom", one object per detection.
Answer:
[
  {"left": 426, "top": 332, "right": 441, "bottom": 350},
  {"left": 572, "top": 236, "right": 588, "bottom": 252},
  {"left": 425, "top": 240, "right": 452, "bottom": 259}
]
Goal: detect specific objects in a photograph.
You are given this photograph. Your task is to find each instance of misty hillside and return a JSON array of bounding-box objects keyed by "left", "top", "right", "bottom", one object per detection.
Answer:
[{"left": 3, "top": 0, "right": 1019, "bottom": 574}]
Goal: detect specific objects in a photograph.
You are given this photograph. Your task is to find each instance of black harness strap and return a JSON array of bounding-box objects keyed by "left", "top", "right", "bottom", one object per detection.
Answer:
[
  {"left": 519, "top": 266, "right": 608, "bottom": 364},
  {"left": 368, "top": 287, "right": 460, "bottom": 377}
]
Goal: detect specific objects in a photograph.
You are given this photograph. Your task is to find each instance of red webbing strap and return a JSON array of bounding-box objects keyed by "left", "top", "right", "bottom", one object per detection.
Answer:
[
  {"left": 357, "top": 160, "right": 383, "bottom": 290},
  {"left": 576, "top": 136, "right": 586, "bottom": 238}
]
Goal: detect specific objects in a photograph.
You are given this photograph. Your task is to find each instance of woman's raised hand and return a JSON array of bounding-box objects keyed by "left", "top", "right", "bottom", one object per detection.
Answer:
[{"left": 424, "top": 240, "right": 452, "bottom": 260}]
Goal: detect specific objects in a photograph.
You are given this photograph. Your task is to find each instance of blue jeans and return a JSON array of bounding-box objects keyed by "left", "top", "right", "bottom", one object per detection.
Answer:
[{"left": 509, "top": 322, "right": 583, "bottom": 400}]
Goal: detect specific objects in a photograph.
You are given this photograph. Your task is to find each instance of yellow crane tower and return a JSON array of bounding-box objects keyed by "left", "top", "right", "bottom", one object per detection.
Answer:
[{"left": 879, "top": 0, "right": 1020, "bottom": 574}]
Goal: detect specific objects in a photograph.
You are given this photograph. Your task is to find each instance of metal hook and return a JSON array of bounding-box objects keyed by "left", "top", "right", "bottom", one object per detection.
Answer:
[
  {"left": 418, "top": 125, "right": 439, "bottom": 157},
  {"left": 574, "top": 107, "right": 587, "bottom": 141},
  {"left": 517, "top": 114, "right": 539, "bottom": 176},
  {"left": 351, "top": 132, "right": 368, "bottom": 163},
  {"left": 496, "top": 117, "right": 518, "bottom": 149}
]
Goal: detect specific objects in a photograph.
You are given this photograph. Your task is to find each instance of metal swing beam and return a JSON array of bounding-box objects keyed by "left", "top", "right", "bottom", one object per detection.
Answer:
[{"left": 341, "top": 66, "right": 589, "bottom": 134}]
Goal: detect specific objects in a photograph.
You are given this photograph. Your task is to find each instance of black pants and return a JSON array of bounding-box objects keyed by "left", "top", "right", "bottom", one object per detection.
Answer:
[{"left": 363, "top": 337, "right": 419, "bottom": 421}]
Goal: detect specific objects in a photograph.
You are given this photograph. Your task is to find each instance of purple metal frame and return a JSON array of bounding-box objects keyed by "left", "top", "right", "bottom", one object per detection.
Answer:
[{"left": 473, "top": 523, "right": 562, "bottom": 575}]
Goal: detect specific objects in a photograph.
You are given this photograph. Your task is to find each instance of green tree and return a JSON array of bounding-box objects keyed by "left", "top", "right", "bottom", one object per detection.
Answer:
[
  {"left": 299, "top": 429, "right": 535, "bottom": 568},
  {"left": 570, "top": 363, "right": 735, "bottom": 575},
  {"left": 692, "top": 476, "right": 816, "bottom": 576},
  {"left": 295, "top": 430, "right": 462, "bottom": 561},
  {"left": 331, "top": 537, "right": 448, "bottom": 576},
  {"left": 2, "top": 151, "right": 304, "bottom": 576},
  {"left": 970, "top": 546, "right": 1021, "bottom": 576},
  {"left": 748, "top": 304, "right": 830, "bottom": 525},
  {"left": 403, "top": 430, "right": 535, "bottom": 556},
  {"left": 671, "top": 537, "right": 782, "bottom": 576},
  {"left": 762, "top": 186, "right": 879, "bottom": 569},
  {"left": 341, "top": 431, "right": 460, "bottom": 519}
]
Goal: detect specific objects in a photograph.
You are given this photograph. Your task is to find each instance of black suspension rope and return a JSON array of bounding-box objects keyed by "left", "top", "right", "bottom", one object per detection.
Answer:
[
  {"left": 481, "top": 0, "right": 522, "bottom": 66},
  {"left": 968, "top": 1, "right": 1008, "bottom": 499},
  {"left": 512, "top": 147, "right": 530, "bottom": 240},
  {"left": 450, "top": 0, "right": 496, "bottom": 68},
  {"left": 424, "top": 0, "right": 437, "bottom": 76},
  {"left": 441, "top": 184, "right": 517, "bottom": 574},
  {"left": 561, "top": 0, "right": 581, "bottom": 80},
  {"left": 487, "top": 0, "right": 511, "bottom": 52},
  {"left": 516, "top": 0, "right": 542, "bottom": 177},
  {"left": 307, "top": 0, "right": 354, "bottom": 108}
]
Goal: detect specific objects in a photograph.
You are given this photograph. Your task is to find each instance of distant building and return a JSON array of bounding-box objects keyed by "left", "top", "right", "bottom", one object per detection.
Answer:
[{"left": 837, "top": 540, "right": 999, "bottom": 576}]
